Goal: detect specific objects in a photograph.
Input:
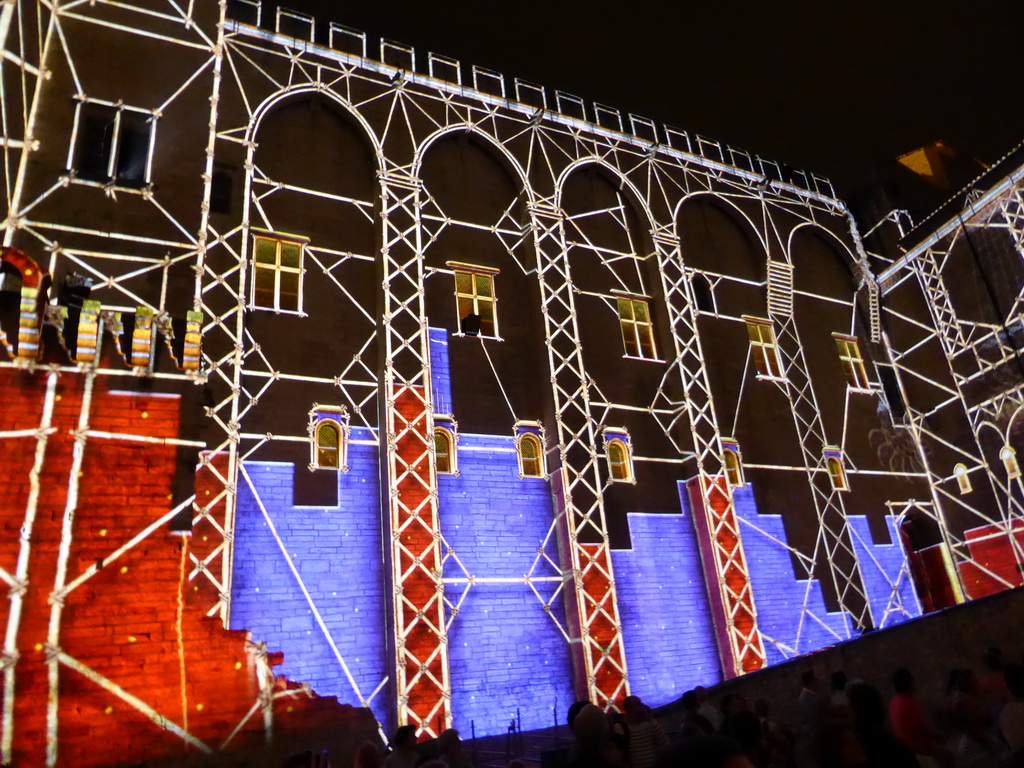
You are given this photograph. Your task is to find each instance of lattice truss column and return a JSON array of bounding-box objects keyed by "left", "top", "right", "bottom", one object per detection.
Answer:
[
  {"left": 0, "top": 1, "right": 49, "bottom": 250},
  {"left": 769, "top": 261, "right": 873, "bottom": 632},
  {"left": 651, "top": 230, "right": 766, "bottom": 676},
  {"left": 997, "top": 182, "right": 1024, "bottom": 320},
  {"left": 199, "top": 17, "right": 407, "bottom": 733},
  {"left": 377, "top": 169, "right": 451, "bottom": 735},
  {"left": 530, "top": 201, "right": 629, "bottom": 707}
]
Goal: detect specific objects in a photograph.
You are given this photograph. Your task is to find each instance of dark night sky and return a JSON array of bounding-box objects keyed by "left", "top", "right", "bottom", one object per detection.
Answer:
[{"left": 282, "top": 1, "right": 1024, "bottom": 194}]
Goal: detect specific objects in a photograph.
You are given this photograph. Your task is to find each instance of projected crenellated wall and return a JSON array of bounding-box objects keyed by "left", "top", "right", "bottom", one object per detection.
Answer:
[{"left": 230, "top": 432, "right": 389, "bottom": 725}]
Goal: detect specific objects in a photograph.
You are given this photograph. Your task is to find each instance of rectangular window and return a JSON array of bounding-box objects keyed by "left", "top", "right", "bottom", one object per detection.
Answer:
[
  {"left": 73, "top": 101, "right": 154, "bottom": 188},
  {"left": 452, "top": 265, "right": 497, "bottom": 337},
  {"left": 251, "top": 234, "right": 305, "bottom": 313},
  {"left": 877, "top": 364, "right": 908, "bottom": 423},
  {"left": 833, "top": 333, "right": 870, "bottom": 389},
  {"left": 617, "top": 297, "right": 657, "bottom": 359},
  {"left": 743, "top": 316, "right": 784, "bottom": 379}
]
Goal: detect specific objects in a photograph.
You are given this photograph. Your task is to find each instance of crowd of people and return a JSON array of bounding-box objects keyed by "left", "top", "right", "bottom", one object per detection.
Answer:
[{"left": 282, "top": 647, "right": 1024, "bottom": 768}]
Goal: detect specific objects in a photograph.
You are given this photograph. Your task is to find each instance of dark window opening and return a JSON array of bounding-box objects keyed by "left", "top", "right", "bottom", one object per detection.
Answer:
[
  {"left": 116, "top": 111, "right": 149, "bottom": 186},
  {"left": 74, "top": 103, "right": 152, "bottom": 188},
  {"left": 76, "top": 105, "right": 115, "bottom": 182},
  {"left": 211, "top": 170, "right": 233, "bottom": 214},
  {"left": 877, "top": 364, "right": 907, "bottom": 422},
  {"left": 692, "top": 274, "right": 714, "bottom": 312}
]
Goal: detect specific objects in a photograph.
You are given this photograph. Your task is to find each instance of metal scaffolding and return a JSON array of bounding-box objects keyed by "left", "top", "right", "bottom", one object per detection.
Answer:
[{"left": 1, "top": 1, "right": 1022, "bottom": 761}]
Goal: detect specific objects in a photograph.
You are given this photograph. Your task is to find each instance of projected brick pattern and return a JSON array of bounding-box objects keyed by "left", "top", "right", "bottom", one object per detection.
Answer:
[
  {"left": 612, "top": 510, "right": 721, "bottom": 703},
  {"left": 847, "top": 515, "right": 921, "bottom": 629},
  {"left": 230, "top": 430, "right": 388, "bottom": 726},
  {"left": 958, "top": 520, "right": 1024, "bottom": 599},
  {"left": 731, "top": 486, "right": 851, "bottom": 665},
  {"left": 0, "top": 369, "right": 370, "bottom": 766},
  {"left": 438, "top": 433, "right": 575, "bottom": 735}
]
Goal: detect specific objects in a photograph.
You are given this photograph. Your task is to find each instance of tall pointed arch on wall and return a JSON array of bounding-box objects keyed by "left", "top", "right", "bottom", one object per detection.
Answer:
[
  {"left": 660, "top": 191, "right": 768, "bottom": 678},
  {"left": 676, "top": 193, "right": 775, "bottom": 440},
  {"left": 417, "top": 126, "right": 546, "bottom": 432},
  {"left": 414, "top": 125, "right": 575, "bottom": 733},
  {"left": 768, "top": 220, "right": 873, "bottom": 632},
  {"left": 222, "top": 86, "right": 393, "bottom": 727},
  {"left": 239, "top": 90, "right": 382, "bottom": 436}
]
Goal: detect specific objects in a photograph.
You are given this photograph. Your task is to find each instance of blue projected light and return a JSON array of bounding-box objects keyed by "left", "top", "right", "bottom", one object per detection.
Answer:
[
  {"left": 438, "top": 433, "right": 575, "bottom": 734},
  {"left": 731, "top": 485, "right": 850, "bottom": 663},
  {"left": 847, "top": 515, "right": 921, "bottom": 628},
  {"left": 613, "top": 497, "right": 721, "bottom": 703},
  {"left": 230, "top": 430, "right": 390, "bottom": 729}
]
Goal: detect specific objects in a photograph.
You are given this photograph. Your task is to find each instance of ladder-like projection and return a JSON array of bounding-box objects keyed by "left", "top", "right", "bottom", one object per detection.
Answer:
[
  {"left": 868, "top": 283, "right": 882, "bottom": 344},
  {"left": 654, "top": 231, "right": 766, "bottom": 677},
  {"left": 530, "top": 201, "right": 629, "bottom": 708},
  {"left": 769, "top": 262, "right": 872, "bottom": 632}
]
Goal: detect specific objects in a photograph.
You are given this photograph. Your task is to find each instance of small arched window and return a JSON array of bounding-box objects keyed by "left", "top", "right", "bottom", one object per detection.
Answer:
[
  {"left": 315, "top": 421, "right": 341, "bottom": 469},
  {"left": 826, "top": 456, "right": 847, "bottom": 491},
  {"left": 724, "top": 448, "right": 744, "bottom": 488},
  {"left": 607, "top": 438, "right": 631, "bottom": 482},
  {"left": 953, "top": 463, "right": 972, "bottom": 495},
  {"left": 434, "top": 427, "right": 454, "bottom": 474},
  {"left": 518, "top": 433, "right": 543, "bottom": 478},
  {"left": 1001, "top": 446, "right": 1020, "bottom": 480}
]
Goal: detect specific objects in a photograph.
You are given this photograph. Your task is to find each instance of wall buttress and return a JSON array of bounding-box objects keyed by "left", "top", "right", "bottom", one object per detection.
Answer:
[
  {"left": 378, "top": 170, "right": 451, "bottom": 736},
  {"left": 530, "top": 202, "right": 629, "bottom": 707}
]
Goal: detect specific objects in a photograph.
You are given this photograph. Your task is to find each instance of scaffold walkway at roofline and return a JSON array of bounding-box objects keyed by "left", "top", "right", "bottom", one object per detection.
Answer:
[{"left": 0, "top": 1, "right": 1021, "bottom": 761}]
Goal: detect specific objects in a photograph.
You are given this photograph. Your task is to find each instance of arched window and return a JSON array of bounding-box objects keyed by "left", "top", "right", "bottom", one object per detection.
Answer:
[
  {"left": 1001, "top": 446, "right": 1020, "bottom": 480},
  {"left": 607, "top": 438, "right": 631, "bottom": 482},
  {"left": 315, "top": 421, "right": 341, "bottom": 469},
  {"left": 434, "top": 427, "right": 454, "bottom": 474},
  {"left": 826, "top": 456, "right": 847, "bottom": 491},
  {"left": 724, "top": 448, "right": 744, "bottom": 488},
  {"left": 518, "top": 433, "right": 543, "bottom": 478},
  {"left": 953, "top": 463, "right": 972, "bottom": 495}
]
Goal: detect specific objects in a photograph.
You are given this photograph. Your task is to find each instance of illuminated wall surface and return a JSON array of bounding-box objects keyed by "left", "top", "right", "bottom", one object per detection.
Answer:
[
  {"left": 611, "top": 502, "right": 720, "bottom": 704},
  {"left": 230, "top": 432, "right": 389, "bottom": 725},
  {"left": 1, "top": 3, "right": 1024, "bottom": 765},
  {"left": 438, "top": 434, "right": 576, "bottom": 735}
]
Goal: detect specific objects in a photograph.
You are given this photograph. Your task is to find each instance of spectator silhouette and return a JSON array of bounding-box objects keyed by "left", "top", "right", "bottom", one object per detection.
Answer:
[
  {"left": 623, "top": 695, "right": 668, "bottom": 768},
  {"left": 696, "top": 685, "right": 724, "bottom": 732},
  {"left": 888, "top": 668, "right": 940, "bottom": 763},
  {"left": 437, "top": 729, "right": 471, "bottom": 768},
  {"left": 354, "top": 741, "right": 383, "bottom": 768},
  {"left": 846, "top": 680, "right": 917, "bottom": 768},
  {"left": 1000, "top": 663, "right": 1024, "bottom": 754},
  {"left": 384, "top": 725, "right": 420, "bottom": 768},
  {"left": 653, "top": 735, "right": 755, "bottom": 768},
  {"left": 680, "top": 689, "right": 715, "bottom": 738},
  {"left": 567, "top": 702, "right": 624, "bottom": 768}
]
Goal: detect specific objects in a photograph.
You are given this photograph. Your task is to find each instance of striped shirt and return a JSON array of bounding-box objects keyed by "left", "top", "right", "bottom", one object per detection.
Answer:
[{"left": 627, "top": 719, "right": 668, "bottom": 768}]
